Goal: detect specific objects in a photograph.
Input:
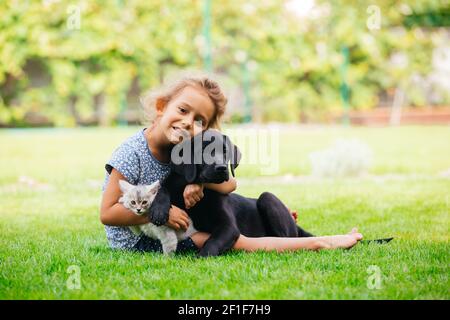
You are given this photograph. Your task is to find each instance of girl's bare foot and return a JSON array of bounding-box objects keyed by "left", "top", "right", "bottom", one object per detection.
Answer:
[{"left": 320, "top": 228, "right": 363, "bottom": 249}]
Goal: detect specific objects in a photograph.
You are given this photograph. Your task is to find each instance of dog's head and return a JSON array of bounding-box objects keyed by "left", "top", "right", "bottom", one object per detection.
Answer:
[{"left": 170, "top": 129, "right": 241, "bottom": 184}]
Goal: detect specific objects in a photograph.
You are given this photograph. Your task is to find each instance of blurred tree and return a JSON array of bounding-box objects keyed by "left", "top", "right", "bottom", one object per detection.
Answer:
[{"left": 0, "top": 0, "right": 448, "bottom": 126}]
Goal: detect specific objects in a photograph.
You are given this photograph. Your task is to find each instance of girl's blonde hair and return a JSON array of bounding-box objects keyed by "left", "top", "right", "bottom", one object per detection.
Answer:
[{"left": 141, "top": 71, "right": 228, "bottom": 130}]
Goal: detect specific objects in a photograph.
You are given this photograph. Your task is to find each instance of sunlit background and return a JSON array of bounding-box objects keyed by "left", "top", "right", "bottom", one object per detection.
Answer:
[{"left": 1, "top": 0, "right": 449, "bottom": 300}]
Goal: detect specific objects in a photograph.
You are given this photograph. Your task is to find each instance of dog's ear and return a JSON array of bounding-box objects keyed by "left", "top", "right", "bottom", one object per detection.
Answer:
[
  {"left": 230, "top": 145, "right": 241, "bottom": 177},
  {"left": 170, "top": 160, "right": 198, "bottom": 183},
  {"left": 224, "top": 135, "right": 241, "bottom": 177},
  {"left": 182, "top": 163, "right": 197, "bottom": 183},
  {"left": 170, "top": 134, "right": 199, "bottom": 183}
]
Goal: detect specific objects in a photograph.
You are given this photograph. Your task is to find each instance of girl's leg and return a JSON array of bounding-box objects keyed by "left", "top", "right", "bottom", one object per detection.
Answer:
[
  {"left": 234, "top": 228, "right": 363, "bottom": 252},
  {"left": 191, "top": 229, "right": 363, "bottom": 252},
  {"left": 190, "top": 232, "right": 211, "bottom": 248}
]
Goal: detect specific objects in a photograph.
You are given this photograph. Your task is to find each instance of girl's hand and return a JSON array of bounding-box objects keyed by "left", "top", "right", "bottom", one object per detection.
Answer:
[
  {"left": 166, "top": 205, "right": 190, "bottom": 231},
  {"left": 183, "top": 183, "right": 204, "bottom": 209}
]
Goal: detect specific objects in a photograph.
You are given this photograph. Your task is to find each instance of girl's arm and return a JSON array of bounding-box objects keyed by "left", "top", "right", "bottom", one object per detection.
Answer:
[
  {"left": 100, "top": 169, "right": 150, "bottom": 226},
  {"left": 100, "top": 168, "right": 190, "bottom": 230}
]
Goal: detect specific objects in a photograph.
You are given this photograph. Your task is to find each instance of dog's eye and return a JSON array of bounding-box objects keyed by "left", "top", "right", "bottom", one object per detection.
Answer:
[
  {"left": 131, "top": 200, "right": 136, "bottom": 205},
  {"left": 142, "top": 201, "right": 148, "bottom": 205}
]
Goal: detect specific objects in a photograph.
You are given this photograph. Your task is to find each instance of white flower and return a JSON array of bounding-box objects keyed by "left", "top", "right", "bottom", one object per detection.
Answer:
[{"left": 309, "top": 139, "right": 373, "bottom": 178}]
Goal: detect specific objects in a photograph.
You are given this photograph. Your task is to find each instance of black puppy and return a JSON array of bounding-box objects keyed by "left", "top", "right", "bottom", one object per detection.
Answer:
[{"left": 149, "top": 130, "right": 314, "bottom": 257}]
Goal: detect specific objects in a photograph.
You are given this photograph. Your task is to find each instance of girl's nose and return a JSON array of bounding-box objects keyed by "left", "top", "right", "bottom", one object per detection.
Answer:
[
  {"left": 181, "top": 118, "right": 194, "bottom": 131},
  {"left": 182, "top": 116, "right": 192, "bottom": 125}
]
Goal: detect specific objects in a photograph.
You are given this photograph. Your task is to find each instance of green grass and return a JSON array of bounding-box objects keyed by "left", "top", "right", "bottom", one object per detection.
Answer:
[{"left": 0, "top": 125, "right": 449, "bottom": 299}]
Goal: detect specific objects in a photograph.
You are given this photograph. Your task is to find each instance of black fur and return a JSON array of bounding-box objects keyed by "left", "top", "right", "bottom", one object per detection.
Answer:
[{"left": 149, "top": 130, "right": 314, "bottom": 257}]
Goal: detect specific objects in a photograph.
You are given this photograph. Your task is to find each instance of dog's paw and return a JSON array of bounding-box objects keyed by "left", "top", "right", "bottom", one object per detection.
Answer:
[{"left": 198, "top": 246, "right": 220, "bottom": 257}]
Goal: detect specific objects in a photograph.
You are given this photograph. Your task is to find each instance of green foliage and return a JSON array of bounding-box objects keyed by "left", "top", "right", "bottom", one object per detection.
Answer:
[{"left": 0, "top": 0, "right": 448, "bottom": 126}]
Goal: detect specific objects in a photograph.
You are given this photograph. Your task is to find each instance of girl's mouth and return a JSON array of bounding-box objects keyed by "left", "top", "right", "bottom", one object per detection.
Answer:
[
  {"left": 172, "top": 126, "right": 189, "bottom": 138},
  {"left": 172, "top": 126, "right": 182, "bottom": 136}
]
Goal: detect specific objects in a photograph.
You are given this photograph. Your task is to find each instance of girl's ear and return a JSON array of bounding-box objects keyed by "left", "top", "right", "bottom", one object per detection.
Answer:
[
  {"left": 155, "top": 98, "right": 167, "bottom": 116},
  {"left": 118, "top": 179, "right": 133, "bottom": 193}
]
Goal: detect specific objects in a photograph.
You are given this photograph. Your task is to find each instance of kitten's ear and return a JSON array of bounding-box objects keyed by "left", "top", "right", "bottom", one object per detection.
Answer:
[
  {"left": 146, "top": 180, "right": 160, "bottom": 195},
  {"left": 118, "top": 179, "right": 133, "bottom": 193}
]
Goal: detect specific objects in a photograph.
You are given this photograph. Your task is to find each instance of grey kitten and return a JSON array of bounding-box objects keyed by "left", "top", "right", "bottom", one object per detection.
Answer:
[{"left": 118, "top": 179, "right": 197, "bottom": 255}]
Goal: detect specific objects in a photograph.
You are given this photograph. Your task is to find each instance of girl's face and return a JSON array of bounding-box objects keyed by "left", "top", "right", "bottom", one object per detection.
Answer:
[{"left": 156, "top": 86, "right": 215, "bottom": 145}]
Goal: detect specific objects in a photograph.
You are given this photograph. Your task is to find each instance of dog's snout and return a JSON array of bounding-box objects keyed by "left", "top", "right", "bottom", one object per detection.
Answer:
[{"left": 215, "top": 165, "right": 227, "bottom": 172}]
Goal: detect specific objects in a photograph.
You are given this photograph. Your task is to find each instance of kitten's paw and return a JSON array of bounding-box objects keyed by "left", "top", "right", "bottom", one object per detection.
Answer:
[
  {"left": 162, "top": 243, "right": 177, "bottom": 255},
  {"left": 162, "top": 250, "right": 175, "bottom": 256}
]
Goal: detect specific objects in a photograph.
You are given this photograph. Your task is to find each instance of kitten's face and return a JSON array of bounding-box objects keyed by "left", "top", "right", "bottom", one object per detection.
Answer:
[{"left": 118, "top": 180, "right": 160, "bottom": 216}]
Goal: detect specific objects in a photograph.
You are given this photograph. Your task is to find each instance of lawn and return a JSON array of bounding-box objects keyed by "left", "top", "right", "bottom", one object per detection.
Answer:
[{"left": 0, "top": 125, "right": 449, "bottom": 299}]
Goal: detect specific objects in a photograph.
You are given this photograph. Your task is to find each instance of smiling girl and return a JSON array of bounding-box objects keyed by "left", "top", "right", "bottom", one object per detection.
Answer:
[{"left": 100, "top": 72, "right": 363, "bottom": 254}]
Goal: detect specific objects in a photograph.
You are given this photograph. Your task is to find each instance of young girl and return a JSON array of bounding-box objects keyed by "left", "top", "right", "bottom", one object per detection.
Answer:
[{"left": 100, "top": 73, "right": 363, "bottom": 254}]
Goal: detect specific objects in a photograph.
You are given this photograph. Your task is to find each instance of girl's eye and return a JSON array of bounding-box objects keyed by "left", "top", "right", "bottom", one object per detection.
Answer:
[
  {"left": 179, "top": 107, "right": 187, "bottom": 113},
  {"left": 131, "top": 200, "right": 136, "bottom": 205}
]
